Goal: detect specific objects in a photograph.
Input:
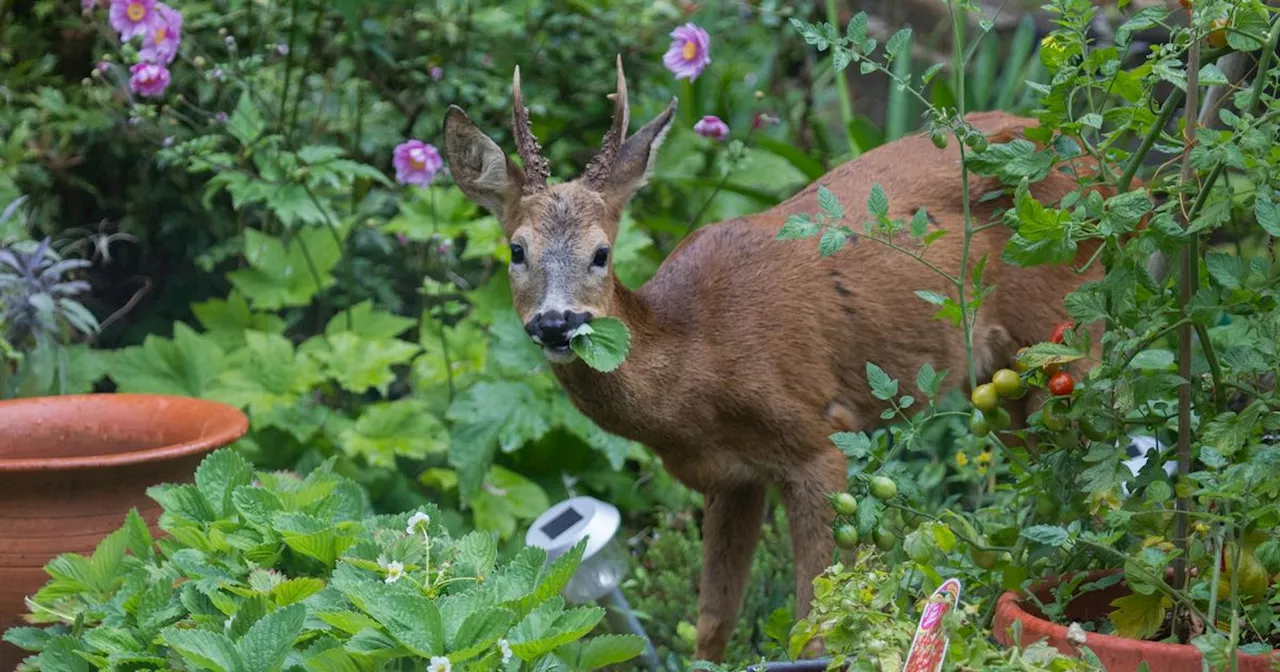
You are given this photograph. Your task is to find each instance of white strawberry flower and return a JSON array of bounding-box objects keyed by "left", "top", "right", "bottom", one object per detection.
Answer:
[
  {"left": 383, "top": 560, "right": 405, "bottom": 584},
  {"left": 427, "top": 655, "right": 452, "bottom": 672},
  {"left": 406, "top": 510, "right": 431, "bottom": 536}
]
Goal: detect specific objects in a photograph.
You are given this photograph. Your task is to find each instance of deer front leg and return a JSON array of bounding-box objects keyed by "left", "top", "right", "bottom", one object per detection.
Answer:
[
  {"left": 694, "top": 482, "right": 767, "bottom": 663},
  {"left": 781, "top": 448, "right": 847, "bottom": 656}
]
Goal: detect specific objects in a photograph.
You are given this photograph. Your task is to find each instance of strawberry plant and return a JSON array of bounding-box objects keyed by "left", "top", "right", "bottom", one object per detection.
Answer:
[{"left": 2, "top": 449, "right": 646, "bottom": 671}]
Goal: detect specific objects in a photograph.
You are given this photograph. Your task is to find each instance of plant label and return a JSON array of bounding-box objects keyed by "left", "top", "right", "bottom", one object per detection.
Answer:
[{"left": 902, "top": 577, "right": 962, "bottom": 672}]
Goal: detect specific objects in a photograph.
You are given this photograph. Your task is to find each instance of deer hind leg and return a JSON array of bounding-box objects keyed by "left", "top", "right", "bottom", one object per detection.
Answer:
[
  {"left": 780, "top": 446, "right": 847, "bottom": 656},
  {"left": 694, "top": 482, "right": 768, "bottom": 663}
]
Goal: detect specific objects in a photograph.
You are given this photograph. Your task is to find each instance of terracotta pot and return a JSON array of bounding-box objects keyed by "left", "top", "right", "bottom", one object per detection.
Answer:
[
  {"left": 993, "top": 569, "right": 1280, "bottom": 671},
  {"left": 0, "top": 394, "right": 249, "bottom": 670}
]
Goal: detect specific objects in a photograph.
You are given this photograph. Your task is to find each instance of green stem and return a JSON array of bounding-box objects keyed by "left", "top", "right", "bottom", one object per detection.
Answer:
[
  {"left": 277, "top": 0, "right": 302, "bottom": 140},
  {"left": 825, "top": 0, "right": 859, "bottom": 157},
  {"left": 1117, "top": 89, "right": 1185, "bottom": 193}
]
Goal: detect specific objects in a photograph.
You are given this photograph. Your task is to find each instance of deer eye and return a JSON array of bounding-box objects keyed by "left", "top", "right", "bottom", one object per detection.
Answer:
[
  {"left": 591, "top": 246, "right": 610, "bottom": 268},
  {"left": 509, "top": 244, "right": 525, "bottom": 265}
]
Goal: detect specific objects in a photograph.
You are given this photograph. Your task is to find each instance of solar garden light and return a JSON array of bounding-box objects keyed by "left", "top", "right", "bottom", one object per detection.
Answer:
[{"left": 526, "top": 496, "right": 660, "bottom": 670}]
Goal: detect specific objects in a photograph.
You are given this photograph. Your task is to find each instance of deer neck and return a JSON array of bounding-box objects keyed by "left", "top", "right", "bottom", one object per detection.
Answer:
[{"left": 547, "top": 275, "right": 685, "bottom": 442}]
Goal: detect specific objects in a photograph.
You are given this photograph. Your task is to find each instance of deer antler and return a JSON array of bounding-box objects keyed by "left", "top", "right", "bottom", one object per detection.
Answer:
[
  {"left": 582, "top": 55, "right": 630, "bottom": 189},
  {"left": 512, "top": 66, "right": 550, "bottom": 194}
]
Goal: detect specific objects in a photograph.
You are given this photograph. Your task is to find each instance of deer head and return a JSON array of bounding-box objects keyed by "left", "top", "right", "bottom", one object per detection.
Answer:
[{"left": 444, "top": 56, "right": 677, "bottom": 363}]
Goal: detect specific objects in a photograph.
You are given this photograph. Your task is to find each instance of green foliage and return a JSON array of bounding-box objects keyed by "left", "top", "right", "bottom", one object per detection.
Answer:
[{"left": 4, "top": 449, "right": 643, "bottom": 671}]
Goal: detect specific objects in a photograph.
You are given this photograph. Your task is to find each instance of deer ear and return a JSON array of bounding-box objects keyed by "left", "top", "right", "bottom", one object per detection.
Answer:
[
  {"left": 443, "top": 105, "right": 525, "bottom": 224},
  {"left": 598, "top": 98, "right": 677, "bottom": 210}
]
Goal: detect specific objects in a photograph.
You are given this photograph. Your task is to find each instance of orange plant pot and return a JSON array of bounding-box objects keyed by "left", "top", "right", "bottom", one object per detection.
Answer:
[
  {"left": 0, "top": 394, "right": 249, "bottom": 670},
  {"left": 993, "top": 569, "right": 1280, "bottom": 672}
]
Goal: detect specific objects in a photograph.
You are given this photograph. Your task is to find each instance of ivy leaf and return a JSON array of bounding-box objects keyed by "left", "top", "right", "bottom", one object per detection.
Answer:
[
  {"left": 569, "top": 317, "right": 631, "bottom": 373},
  {"left": 227, "top": 227, "right": 342, "bottom": 310},
  {"left": 1109, "top": 591, "right": 1170, "bottom": 639},
  {"left": 338, "top": 400, "right": 448, "bottom": 469},
  {"left": 865, "top": 361, "right": 898, "bottom": 400},
  {"left": 191, "top": 290, "right": 286, "bottom": 351},
  {"left": 302, "top": 331, "right": 420, "bottom": 395},
  {"left": 226, "top": 92, "right": 264, "bottom": 145},
  {"left": 107, "top": 322, "right": 225, "bottom": 397},
  {"left": 214, "top": 331, "right": 325, "bottom": 415},
  {"left": 238, "top": 603, "right": 306, "bottom": 672},
  {"left": 323, "top": 300, "right": 416, "bottom": 339}
]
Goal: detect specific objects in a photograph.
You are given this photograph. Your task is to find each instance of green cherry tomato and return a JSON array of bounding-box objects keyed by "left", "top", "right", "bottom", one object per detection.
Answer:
[
  {"left": 991, "top": 368, "right": 1025, "bottom": 399},
  {"left": 873, "top": 526, "right": 897, "bottom": 552},
  {"left": 971, "top": 545, "right": 998, "bottom": 570},
  {"left": 1080, "top": 416, "right": 1109, "bottom": 442},
  {"left": 1036, "top": 494, "right": 1061, "bottom": 519},
  {"left": 931, "top": 129, "right": 949, "bottom": 149},
  {"left": 834, "top": 524, "right": 860, "bottom": 550},
  {"left": 988, "top": 407, "right": 1012, "bottom": 431},
  {"left": 971, "top": 383, "right": 1001, "bottom": 414},
  {"left": 969, "top": 410, "right": 991, "bottom": 438},
  {"left": 832, "top": 492, "right": 859, "bottom": 517},
  {"left": 869, "top": 476, "right": 899, "bottom": 500},
  {"left": 1042, "top": 401, "right": 1069, "bottom": 432}
]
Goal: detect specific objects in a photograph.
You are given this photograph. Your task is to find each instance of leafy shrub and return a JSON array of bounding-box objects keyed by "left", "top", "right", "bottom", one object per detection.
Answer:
[
  {"left": 786, "top": 0, "right": 1280, "bottom": 665},
  {"left": 3, "top": 449, "right": 645, "bottom": 672},
  {"left": 623, "top": 504, "right": 795, "bottom": 670}
]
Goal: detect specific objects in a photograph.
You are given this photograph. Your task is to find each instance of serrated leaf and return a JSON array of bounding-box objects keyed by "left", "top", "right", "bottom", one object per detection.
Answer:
[
  {"left": 1255, "top": 195, "right": 1280, "bottom": 237},
  {"left": 195, "top": 449, "right": 255, "bottom": 518},
  {"left": 921, "top": 63, "right": 944, "bottom": 84},
  {"left": 777, "top": 213, "right": 820, "bottom": 239},
  {"left": 830, "top": 432, "right": 871, "bottom": 459},
  {"left": 569, "top": 317, "right": 631, "bottom": 373},
  {"left": 914, "top": 290, "right": 947, "bottom": 306},
  {"left": 302, "top": 331, "right": 420, "bottom": 395},
  {"left": 508, "top": 600, "right": 603, "bottom": 660},
  {"left": 323, "top": 300, "right": 415, "bottom": 339},
  {"left": 449, "top": 608, "right": 514, "bottom": 660},
  {"left": 577, "top": 635, "right": 646, "bottom": 669},
  {"left": 273, "top": 513, "right": 358, "bottom": 567},
  {"left": 213, "top": 331, "right": 325, "bottom": 416},
  {"left": 909, "top": 207, "right": 929, "bottom": 237},
  {"left": 227, "top": 92, "right": 265, "bottom": 145},
  {"left": 817, "top": 185, "right": 844, "bottom": 222},
  {"left": 239, "top": 603, "right": 306, "bottom": 671},
  {"left": 885, "top": 28, "right": 912, "bottom": 57},
  {"left": 162, "top": 627, "right": 242, "bottom": 672},
  {"left": 1205, "top": 253, "right": 1246, "bottom": 289},
  {"left": 148, "top": 484, "right": 217, "bottom": 525},
  {"left": 1021, "top": 525, "right": 1069, "bottom": 547},
  {"left": 866, "top": 184, "right": 889, "bottom": 218},
  {"left": 473, "top": 466, "right": 551, "bottom": 542},
  {"left": 865, "top": 361, "right": 897, "bottom": 401},
  {"left": 818, "top": 227, "right": 849, "bottom": 256},
  {"left": 272, "top": 578, "right": 325, "bottom": 607},
  {"left": 332, "top": 564, "right": 445, "bottom": 657},
  {"left": 1109, "top": 591, "right": 1169, "bottom": 639}
]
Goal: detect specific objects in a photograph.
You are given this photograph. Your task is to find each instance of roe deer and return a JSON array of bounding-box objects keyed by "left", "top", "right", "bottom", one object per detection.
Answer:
[{"left": 443, "top": 56, "right": 1107, "bottom": 662}]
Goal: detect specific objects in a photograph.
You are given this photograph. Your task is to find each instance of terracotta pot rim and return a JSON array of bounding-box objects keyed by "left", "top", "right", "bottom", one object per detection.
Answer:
[
  {"left": 994, "top": 568, "right": 1278, "bottom": 662},
  {"left": 0, "top": 393, "right": 248, "bottom": 473}
]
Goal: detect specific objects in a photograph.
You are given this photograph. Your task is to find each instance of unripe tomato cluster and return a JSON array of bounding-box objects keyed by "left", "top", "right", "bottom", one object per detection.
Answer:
[
  {"left": 829, "top": 476, "right": 900, "bottom": 551},
  {"left": 968, "top": 321, "right": 1080, "bottom": 437}
]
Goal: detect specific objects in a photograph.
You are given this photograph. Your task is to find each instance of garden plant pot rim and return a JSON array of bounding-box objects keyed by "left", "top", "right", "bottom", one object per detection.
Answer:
[
  {"left": 0, "top": 393, "right": 248, "bottom": 473},
  {"left": 994, "top": 568, "right": 1279, "bottom": 666}
]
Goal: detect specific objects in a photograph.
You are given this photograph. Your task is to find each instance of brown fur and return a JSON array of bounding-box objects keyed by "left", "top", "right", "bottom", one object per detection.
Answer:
[{"left": 445, "top": 61, "right": 1110, "bottom": 662}]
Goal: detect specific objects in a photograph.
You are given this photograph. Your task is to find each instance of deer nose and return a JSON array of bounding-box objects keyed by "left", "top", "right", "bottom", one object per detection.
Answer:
[{"left": 526, "top": 310, "right": 591, "bottom": 348}]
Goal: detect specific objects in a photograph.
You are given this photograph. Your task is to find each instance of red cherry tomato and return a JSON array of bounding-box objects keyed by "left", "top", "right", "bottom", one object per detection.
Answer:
[
  {"left": 1050, "top": 322, "right": 1073, "bottom": 345},
  {"left": 1048, "top": 371, "right": 1075, "bottom": 396}
]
